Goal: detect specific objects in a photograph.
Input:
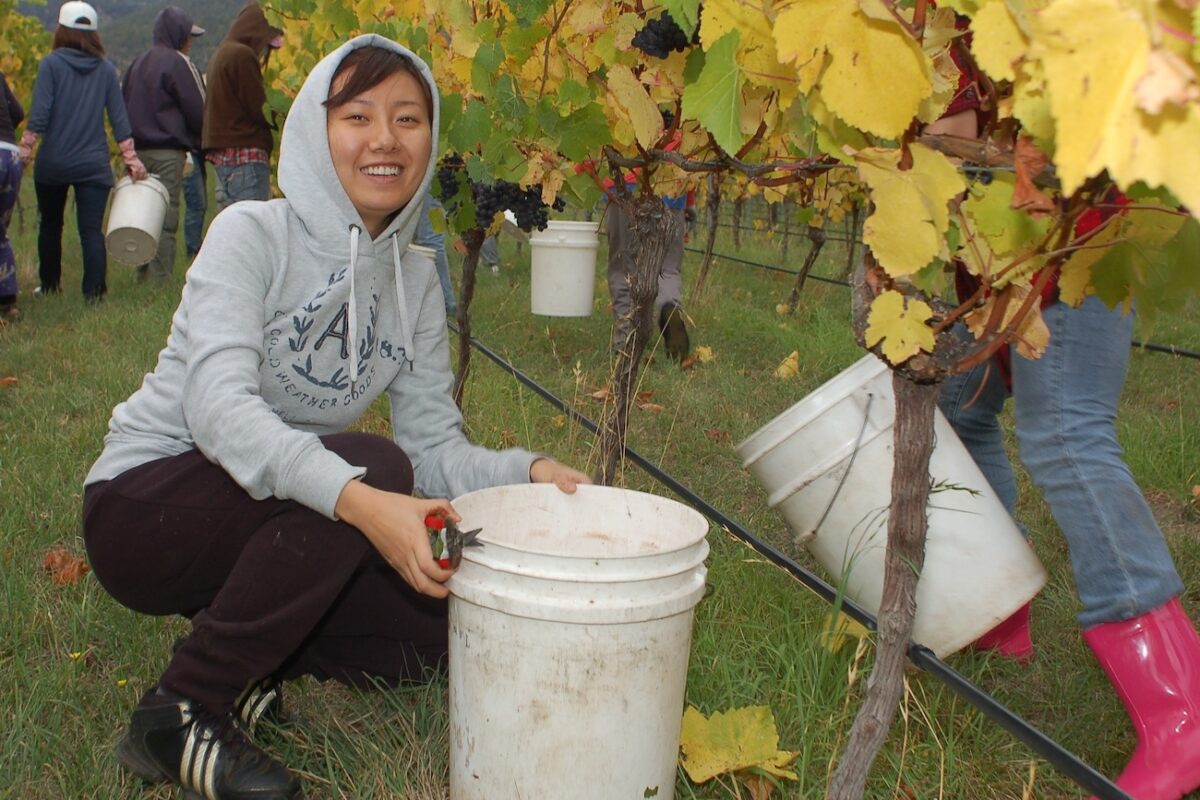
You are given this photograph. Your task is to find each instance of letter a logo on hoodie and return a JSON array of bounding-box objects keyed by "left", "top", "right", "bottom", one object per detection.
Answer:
[{"left": 314, "top": 304, "right": 351, "bottom": 359}]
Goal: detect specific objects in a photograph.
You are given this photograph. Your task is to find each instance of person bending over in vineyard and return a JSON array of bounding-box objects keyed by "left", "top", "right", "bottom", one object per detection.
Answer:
[
  {"left": 931, "top": 52, "right": 1200, "bottom": 800},
  {"left": 605, "top": 110, "right": 694, "bottom": 362},
  {"left": 83, "top": 37, "right": 589, "bottom": 800}
]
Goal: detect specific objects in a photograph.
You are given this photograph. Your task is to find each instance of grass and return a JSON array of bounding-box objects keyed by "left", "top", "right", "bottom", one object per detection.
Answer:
[{"left": 2, "top": 184, "right": 1199, "bottom": 799}]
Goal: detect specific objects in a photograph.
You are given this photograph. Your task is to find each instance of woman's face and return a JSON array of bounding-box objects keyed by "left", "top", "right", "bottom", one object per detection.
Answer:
[{"left": 327, "top": 69, "right": 432, "bottom": 238}]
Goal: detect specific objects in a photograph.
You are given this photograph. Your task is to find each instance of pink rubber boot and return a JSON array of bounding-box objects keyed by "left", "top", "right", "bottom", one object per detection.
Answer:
[
  {"left": 972, "top": 601, "right": 1035, "bottom": 663},
  {"left": 1083, "top": 597, "right": 1200, "bottom": 800}
]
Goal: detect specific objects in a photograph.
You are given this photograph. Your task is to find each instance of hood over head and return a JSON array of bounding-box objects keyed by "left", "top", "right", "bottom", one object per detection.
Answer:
[
  {"left": 222, "top": 1, "right": 281, "bottom": 55},
  {"left": 152, "top": 7, "right": 196, "bottom": 51},
  {"left": 277, "top": 34, "right": 439, "bottom": 385},
  {"left": 278, "top": 34, "right": 438, "bottom": 251}
]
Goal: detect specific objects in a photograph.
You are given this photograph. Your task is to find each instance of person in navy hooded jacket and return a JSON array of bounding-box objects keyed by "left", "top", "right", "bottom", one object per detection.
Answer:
[
  {"left": 19, "top": 1, "right": 147, "bottom": 302},
  {"left": 122, "top": 7, "right": 206, "bottom": 284}
]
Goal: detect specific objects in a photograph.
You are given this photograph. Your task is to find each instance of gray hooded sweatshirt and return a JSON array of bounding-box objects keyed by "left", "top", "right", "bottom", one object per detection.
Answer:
[{"left": 87, "top": 35, "right": 536, "bottom": 518}]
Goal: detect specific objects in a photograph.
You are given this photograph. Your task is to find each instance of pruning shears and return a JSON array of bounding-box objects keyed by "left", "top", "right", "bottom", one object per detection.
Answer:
[{"left": 424, "top": 514, "right": 484, "bottom": 569}]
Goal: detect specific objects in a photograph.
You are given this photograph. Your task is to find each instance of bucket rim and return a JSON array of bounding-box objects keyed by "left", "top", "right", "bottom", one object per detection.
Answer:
[
  {"left": 736, "top": 353, "right": 889, "bottom": 467},
  {"left": 452, "top": 483, "right": 711, "bottom": 561},
  {"left": 114, "top": 173, "right": 170, "bottom": 204}
]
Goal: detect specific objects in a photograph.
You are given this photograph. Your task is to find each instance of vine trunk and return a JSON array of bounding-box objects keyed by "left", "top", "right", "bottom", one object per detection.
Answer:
[{"left": 594, "top": 197, "right": 679, "bottom": 485}]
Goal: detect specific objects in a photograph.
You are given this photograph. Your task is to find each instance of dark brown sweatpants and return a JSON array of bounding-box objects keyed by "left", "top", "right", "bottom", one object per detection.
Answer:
[{"left": 83, "top": 432, "right": 448, "bottom": 716}]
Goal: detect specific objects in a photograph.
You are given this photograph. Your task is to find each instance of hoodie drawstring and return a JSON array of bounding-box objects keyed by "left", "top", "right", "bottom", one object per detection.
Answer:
[
  {"left": 392, "top": 233, "right": 414, "bottom": 366},
  {"left": 348, "top": 225, "right": 360, "bottom": 388}
]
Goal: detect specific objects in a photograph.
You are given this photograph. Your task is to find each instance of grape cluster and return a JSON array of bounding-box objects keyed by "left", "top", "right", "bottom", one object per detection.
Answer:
[
  {"left": 471, "top": 180, "right": 566, "bottom": 233},
  {"left": 631, "top": 11, "right": 691, "bottom": 59},
  {"left": 435, "top": 153, "right": 465, "bottom": 204}
]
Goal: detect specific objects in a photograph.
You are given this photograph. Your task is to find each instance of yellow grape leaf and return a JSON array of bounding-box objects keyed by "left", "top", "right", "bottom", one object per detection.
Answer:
[
  {"left": 855, "top": 144, "right": 965, "bottom": 276},
  {"left": 700, "top": 0, "right": 796, "bottom": 103},
  {"left": 695, "top": 345, "right": 716, "bottom": 362},
  {"left": 774, "top": 0, "right": 932, "bottom": 138},
  {"left": 1031, "top": 0, "right": 1200, "bottom": 211},
  {"left": 970, "top": 0, "right": 1027, "bottom": 83},
  {"left": 606, "top": 64, "right": 664, "bottom": 149},
  {"left": 1006, "top": 60, "right": 1056, "bottom": 150},
  {"left": 773, "top": 351, "right": 800, "bottom": 379},
  {"left": 865, "top": 290, "right": 935, "bottom": 364},
  {"left": 965, "top": 286, "right": 1051, "bottom": 360},
  {"left": 962, "top": 173, "right": 1051, "bottom": 274},
  {"left": 679, "top": 706, "right": 800, "bottom": 784},
  {"left": 1135, "top": 47, "right": 1200, "bottom": 115},
  {"left": 1057, "top": 216, "right": 1124, "bottom": 306},
  {"left": 819, "top": 610, "right": 871, "bottom": 652}
]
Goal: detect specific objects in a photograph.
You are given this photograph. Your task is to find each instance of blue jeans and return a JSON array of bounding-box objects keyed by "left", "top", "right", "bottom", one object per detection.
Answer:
[
  {"left": 212, "top": 161, "right": 270, "bottom": 211},
  {"left": 35, "top": 180, "right": 111, "bottom": 298},
  {"left": 182, "top": 158, "right": 206, "bottom": 257},
  {"left": 939, "top": 296, "right": 1183, "bottom": 628},
  {"left": 0, "top": 149, "right": 22, "bottom": 301},
  {"left": 414, "top": 195, "right": 457, "bottom": 315}
]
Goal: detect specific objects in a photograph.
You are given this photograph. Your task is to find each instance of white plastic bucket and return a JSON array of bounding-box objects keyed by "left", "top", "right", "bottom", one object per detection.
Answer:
[
  {"left": 447, "top": 484, "right": 710, "bottom": 800},
  {"left": 105, "top": 175, "right": 170, "bottom": 265},
  {"left": 736, "top": 354, "right": 1047, "bottom": 658},
  {"left": 529, "top": 219, "right": 600, "bottom": 316}
]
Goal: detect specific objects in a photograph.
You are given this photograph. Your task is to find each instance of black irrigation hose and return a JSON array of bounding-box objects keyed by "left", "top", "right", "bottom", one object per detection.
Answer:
[
  {"left": 685, "top": 245, "right": 1200, "bottom": 362},
  {"left": 450, "top": 322, "right": 1132, "bottom": 800}
]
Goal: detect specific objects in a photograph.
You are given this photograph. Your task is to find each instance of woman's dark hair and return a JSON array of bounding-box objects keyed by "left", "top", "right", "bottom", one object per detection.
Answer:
[
  {"left": 323, "top": 46, "right": 433, "bottom": 121},
  {"left": 52, "top": 26, "right": 105, "bottom": 58}
]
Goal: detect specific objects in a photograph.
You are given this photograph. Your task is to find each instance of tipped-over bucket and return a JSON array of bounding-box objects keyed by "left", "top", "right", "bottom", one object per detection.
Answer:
[
  {"left": 736, "top": 354, "right": 1047, "bottom": 658},
  {"left": 448, "top": 483, "right": 710, "bottom": 800},
  {"left": 105, "top": 175, "right": 170, "bottom": 265},
  {"left": 529, "top": 220, "right": 600, "bottom": 316}
]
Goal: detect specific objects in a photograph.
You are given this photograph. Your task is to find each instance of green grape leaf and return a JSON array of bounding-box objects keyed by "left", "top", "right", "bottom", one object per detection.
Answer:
[
  {"left": 448, "top": 99, "right": 492, "bottom": 155},
  {"left": 682, "top": 30, "right": 744, "bottom": 155},
  {"left": 662, "top": 0, "right": 701, "bottom": 36}
]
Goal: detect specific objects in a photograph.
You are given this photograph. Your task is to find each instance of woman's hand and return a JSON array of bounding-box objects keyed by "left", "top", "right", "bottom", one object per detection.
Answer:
[
  {"left": 530, "top": 457, "right": 592, "bottom": 494},
  {"left": 17, "top": 130, "right": 36, "bottom": 164},
  {"left": 334, "top": 479, "right": 458, "bottom": 598},
  {"left": 117, "top": 137, "right": 149, "bottom": 181}
]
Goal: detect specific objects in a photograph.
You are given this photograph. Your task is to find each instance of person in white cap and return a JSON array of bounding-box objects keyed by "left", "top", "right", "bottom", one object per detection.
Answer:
[
  {"left": 121, "top": 7, "right": 206, "bottom": 285},
  {"left": 19, "top": 1, "right": 147, "bottom": 303}
]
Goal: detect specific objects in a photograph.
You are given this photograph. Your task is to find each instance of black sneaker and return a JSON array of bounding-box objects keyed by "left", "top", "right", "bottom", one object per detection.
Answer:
[
  {"left": 234, "top": 679, "right": 284, "bottom": 735},
  {"left": 659, "top": 302, "right": 690, "bottom": 363},
  {"left": 116, "top": 689, "right": 302, "bottom": 800}
]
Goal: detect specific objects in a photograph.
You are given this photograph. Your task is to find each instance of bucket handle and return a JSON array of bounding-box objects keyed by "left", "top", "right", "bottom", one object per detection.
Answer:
[{"left": 803, "top": 391, "right": 876, "bottom": 544}]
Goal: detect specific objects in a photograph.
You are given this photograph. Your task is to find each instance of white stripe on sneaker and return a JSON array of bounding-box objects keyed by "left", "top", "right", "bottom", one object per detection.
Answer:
[{"left": 182, "top": 722, "right": 222, "bottom": 800}]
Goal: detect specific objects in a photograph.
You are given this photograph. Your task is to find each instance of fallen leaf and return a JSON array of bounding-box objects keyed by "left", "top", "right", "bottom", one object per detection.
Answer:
[
  {"left": 637, "top": 401, "right": 664, "bottom": 412},
  {"left": 773, "top": 351, "right": 800, "bottom": 379},
  {"left": 741, "top": 773, "right": 780, "bottom": 800},
  {"left": 694, "top": 345, "right": 715, "bottom": 363},
  {"left": 551, "top": 414, "right": 566, "bottom": 428},
  {"left": 0, "top": 376, "right": 17, "bottom": 387},
  {"left": 591, "top": 386, "right": 613, "bottom": 401},
  {"left": 679, "top": 705, "right": 799, "bottom": 784},
  {"left": 775, "top": 303, "right": 793, "bottom": 316},
  {"left": 636, "top": 390, "right": 655, "bottom": 402},
  {"left": 705, "top": 427, "right": 730, "bottom": 444},
  {"left": 1191, "top": 485, "right": 1200, "bottom": 498},
  {"left": 681, "top": 354, "right": 700, "bottom": 370},
  {"left": 42, "top": 547, "right": 90, "bottom": 585}
]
